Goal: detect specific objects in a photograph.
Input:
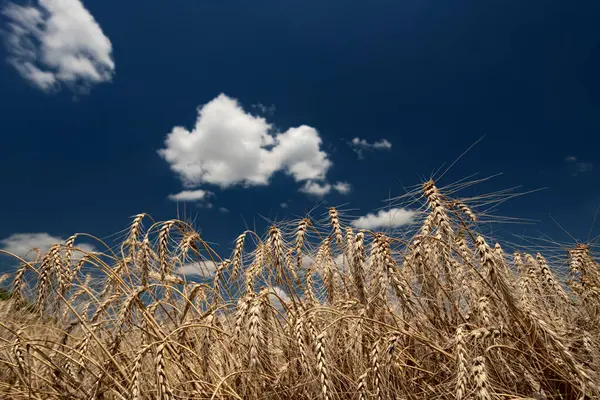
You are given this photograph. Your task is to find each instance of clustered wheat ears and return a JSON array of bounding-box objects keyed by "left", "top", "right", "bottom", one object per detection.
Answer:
[{"left": 0, "top": 179, "right": 599, "bottom": 399}]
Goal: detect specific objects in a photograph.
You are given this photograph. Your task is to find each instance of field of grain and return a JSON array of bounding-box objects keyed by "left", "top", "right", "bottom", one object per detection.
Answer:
[{"left": 0, "top": 180, "right": 598, "bottom": 399}]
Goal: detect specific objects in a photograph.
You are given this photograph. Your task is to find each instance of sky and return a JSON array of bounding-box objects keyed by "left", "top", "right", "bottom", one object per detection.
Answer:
[{"left": 0, "top": 0, "right": 599, "bottom": 270}]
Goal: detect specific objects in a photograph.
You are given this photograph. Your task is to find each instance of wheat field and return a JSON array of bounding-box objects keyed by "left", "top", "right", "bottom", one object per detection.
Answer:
[{"left": 0, "top": 180, "right": 598, "bottom": 399}]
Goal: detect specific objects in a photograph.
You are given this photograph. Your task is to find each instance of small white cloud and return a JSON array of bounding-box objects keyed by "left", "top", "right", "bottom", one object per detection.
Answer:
[
  {"left": 300, "top": 181, "right": 331, "bottom": 197},
  {"left": 218, "top": 207, "right": 229, "bottom": 214},
  {"left": 175, "top": 261, "right": 219, "bottom": 277},
  {"left": 349, "top": 137, "right": 392, "bottom": 159},
  {"left": 565, "top": 156, "right": 577, "bottom": 163},
  {"left": 351, "top": 208, "right": 416, "bottom": 230},
  {"left": 158, "top": 94, "right": 333, "bottom": 199},
  {"left": 2, "top": 0, "right": 115, "bottom": 92},
  {"left": 333, "top": 181, "right": 351, "bottom": 194},
  {"left": 300, "top": 180, "right": 350, "bottom": 198},
  {"left": 280, "top": 202, "right": 288, "bottom": 208},
  {"left": 167, "top": 189, "right": 214, "bottom": 202},
  {"left": 372, "top": 139, "right": 392, "bottom": 150},
  {"left": 268, "top": 286, "right": 291, "bottom": 311},
  {"left": 0, "top": 233, "right": 96, "bottom": 261}
]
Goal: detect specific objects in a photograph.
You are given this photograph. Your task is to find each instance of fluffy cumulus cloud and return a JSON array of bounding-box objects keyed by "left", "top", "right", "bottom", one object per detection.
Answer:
[
  {"left": 351, "top": 208, "right": 416, "bottom": 230},
  {"left": 349, "top": 137, "right": 392, "bottom": 159},
  {"left": 2, "top": 0, "right": 115, "bottom": 92},
  {"left": 565, "top": 156, "right": 594, "bottom": 175},
  {"left": 158, "top": 94, "right": 338, "bottom": 197},
  {"left": 0, "top": 232, "right": 96, "bottom": 261},
  {"left": 300, "top": 181, "right": 332, "bottom": 197}
]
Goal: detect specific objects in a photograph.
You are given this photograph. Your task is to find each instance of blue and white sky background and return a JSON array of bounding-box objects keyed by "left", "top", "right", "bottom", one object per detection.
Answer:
[{"left": 0, "top": 0, "right": 599, "bottom": 272}]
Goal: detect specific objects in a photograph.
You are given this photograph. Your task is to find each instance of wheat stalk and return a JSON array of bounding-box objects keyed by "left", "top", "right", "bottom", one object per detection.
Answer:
[{"left": 472, "top": 356, "right": 491, "bottom": 400}]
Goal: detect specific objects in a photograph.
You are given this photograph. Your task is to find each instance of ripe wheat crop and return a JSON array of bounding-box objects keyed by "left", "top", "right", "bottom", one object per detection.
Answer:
[{"left": 0, "top": 180, "right": 599, "bottom": 399}]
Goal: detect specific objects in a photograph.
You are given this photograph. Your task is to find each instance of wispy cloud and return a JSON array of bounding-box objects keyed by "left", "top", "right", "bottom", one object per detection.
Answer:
[
  {"left": 0, "top": 232, "right": 96, "bottom": 261},
  {"left": 251, "top": 103, "right": 276, "bottom": 115},
  {"left": 565, "top": 156, "right": 594, "bottom": 176},
  {"left": 349, "top": 137, "right": 392, "bottom": 159},
  {"left": 280, "top": 202, "right": 288, "bottom": 209},
  {"left": 2, "top": 0, "right": 114, "bottom": 93},
  {"left": 351, "top": 208, "right": 416, "bottom": 230},
  {"left": 159, "top": 94, "right": 338, "bottom": 197}
]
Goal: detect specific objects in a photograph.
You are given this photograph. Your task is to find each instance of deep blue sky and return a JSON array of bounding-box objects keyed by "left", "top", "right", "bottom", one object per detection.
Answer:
[{"left": 0, "top": 0, "right": 599, "bottom": 264}]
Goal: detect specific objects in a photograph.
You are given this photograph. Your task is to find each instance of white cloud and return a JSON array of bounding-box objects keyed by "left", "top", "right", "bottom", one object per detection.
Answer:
[
  {"left": 0, "top": 233, "right": 96, "bottom": 261},
  {"left": 269, "top": 286, "right": 290, "bottom": 302},
  {"left": 218, "top": 207, "right": 229, "bottom": 214},
  {"left": 268, "top": 286, "right": 291, "bottom": 312},
  {"left": 300, "top": 180, "right": 351, "bottom": 197},
  {"left": 175, "top": 261, "right": 219, "bottom": 277},
  {"left": 333, "top": 181, "right": 351, "bottom": 194},
  {"left": 2, "top": 0, "right": 114, "bottom": 92},
  {"left": 372, "top": 139, "right": 392, "bottom": 150},
  {"left": 300, "top": 181, "right": 332, "bottom": 197},
  {"left": 349, "top": 137, "right": 392, "bottom": 159},
  {"left": 300, "top": 255, "right": 314, "bottom": 268},
  {"left": 351, "top": 208, "right": 416, "bottom": 230},
  {"left": 167, "top": 189, "right": 214, "bottom": 202},
  {"left": 280, "top": 202, "right": 288, "bottom": 208},
  {"left": 333, "top": 254, "right": 349, "bottom": 270},
  {"left": 158, "top": 94, "right": 333, "bottom": 194}
]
